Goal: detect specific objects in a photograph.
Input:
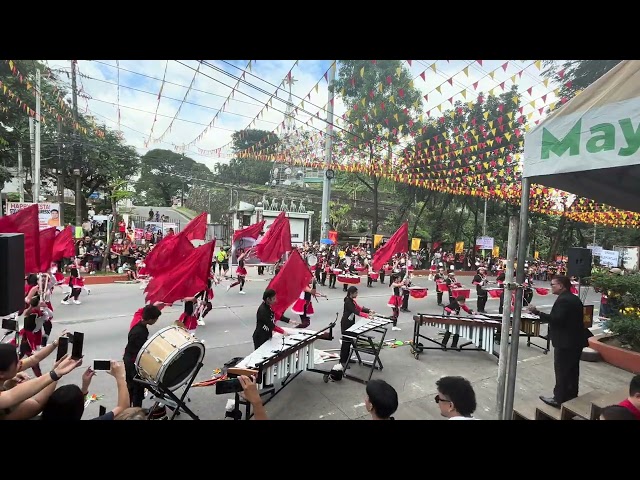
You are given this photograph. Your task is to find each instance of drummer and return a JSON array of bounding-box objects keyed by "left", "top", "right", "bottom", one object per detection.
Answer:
[{"left": 123, "top": 304, "right": 163, "bottom": 408}]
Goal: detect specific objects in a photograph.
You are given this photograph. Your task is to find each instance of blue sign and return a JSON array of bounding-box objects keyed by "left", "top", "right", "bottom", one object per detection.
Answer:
[{"left": 89, "top": 192, "right": 100, "bottom": 199}]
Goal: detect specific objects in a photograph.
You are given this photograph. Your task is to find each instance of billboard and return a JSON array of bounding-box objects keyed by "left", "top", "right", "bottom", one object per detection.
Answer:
[{"left": 6, "top": 202, "right": 62, "bottom": 230}]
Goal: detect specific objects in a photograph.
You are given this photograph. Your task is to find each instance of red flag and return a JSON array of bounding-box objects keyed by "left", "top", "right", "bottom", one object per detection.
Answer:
[
  {"left": 371, "top": 222, "right": 408, "bottom": 271},
  {"left": 180, "top": 212, "right": 207, "bottom": 241},
  {"left": 145, "top": 240, "right": 216, "bottom": 304},
  {"left": 328, "top": 230, "right": 338, "bottom": 244},
  {"left": 233, "top": 220, "right": 265, "bottom": 241},
  {"left": 51, "top": 226, "right": 76, "bottom": 261},
  {"left": 255, "top": 211, "right": 291, "bottom": 263},
  {"left": 38, "top": 227, "right": 57, "bottom": 272},
  {"left": 145, "top": 233, "right": 195, "bottom": 277},
  {"left": 267, "top": 249, "right": 312, "bottom": 320},
  {"left": 0, "top": 204, "right": 40, "bottom": 273}
]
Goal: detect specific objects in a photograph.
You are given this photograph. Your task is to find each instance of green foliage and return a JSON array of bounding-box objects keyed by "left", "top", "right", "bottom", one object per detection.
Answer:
[
  {"left": 134, "top": 149, "right": 213, "bottom": 206},
  {"left": 329, "top": 201, "right": 351, "bottom": 230},
  {"left": 215, "top": 129, "right": 278, "bottom": 185},
  {"left": 591, "top": 271, "right": 640, "bottom": 351}
]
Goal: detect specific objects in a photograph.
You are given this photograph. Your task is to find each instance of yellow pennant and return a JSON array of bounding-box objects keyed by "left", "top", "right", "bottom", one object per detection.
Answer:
[
  {"left": 534, "top": 60, "right": 542, "bottom": 70},
  {"left": 435, "top": 84, "right": 442, "bottom": 94},
  {"left": 463, "top": 66, "right": 469, "bottom": 76},
  {"left": 389, "top": 95, "right": 395, "bottom": 104},
  {"left": 430, "top": 63, "right": 437, "bottom": 73},
  {"left": 360, "top": 66, "right": 365, "bottom": 77}
]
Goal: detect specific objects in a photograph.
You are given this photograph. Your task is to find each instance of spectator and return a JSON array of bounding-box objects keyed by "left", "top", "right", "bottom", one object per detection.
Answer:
[
  {"left": 600, "top": 405, "right": 638, "bottom": 420},
  {"left": 617, "top": 374, "right": 640, "bottom": 420},
  {"left": 365, "top": 379, "right": 398, "bottom": 420},
  {"left": 435, "top": 376, "right": 479, "bottom": 420}
]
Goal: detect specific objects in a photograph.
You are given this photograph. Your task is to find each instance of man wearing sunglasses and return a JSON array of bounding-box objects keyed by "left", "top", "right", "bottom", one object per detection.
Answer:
[
  {"left": 435, "top": 376, "right": 478, "bottom": 420},
  {"left": 528, "top": 275, "right": 587, "bottom": 408}
]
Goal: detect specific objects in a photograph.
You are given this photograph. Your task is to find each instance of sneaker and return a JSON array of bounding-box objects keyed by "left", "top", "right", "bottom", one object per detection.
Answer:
[
  {"left": 239, "top": 291, "right": 246, "bottom": 295},
  {"left": 197, "top": 320, "right": 205, "bottom": 326},
  {"left": 61, "top": 300, "right": 69, "bottom": 305},
  {"left": 392, "top": 326, "right": 401, "bottom": 331},
  {"left": 73, "top": 300, "right": 82, "bottom": 305}
]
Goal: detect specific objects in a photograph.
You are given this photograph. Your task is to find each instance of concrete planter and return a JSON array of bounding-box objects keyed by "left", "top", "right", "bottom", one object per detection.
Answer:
[{"left": 588, "top": 333, "right": 640, "bottom": 373}]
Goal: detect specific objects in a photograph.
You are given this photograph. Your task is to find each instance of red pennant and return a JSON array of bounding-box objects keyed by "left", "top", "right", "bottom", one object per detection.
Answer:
[
  {"left": 38, "top": 227, "right": 57, "bottom": 273},
  {"left": 0, "top": 203, "right": 40, "bottom": 273},
  {"left": 267, "top": 249, "right": 313, "bottom": 320}
]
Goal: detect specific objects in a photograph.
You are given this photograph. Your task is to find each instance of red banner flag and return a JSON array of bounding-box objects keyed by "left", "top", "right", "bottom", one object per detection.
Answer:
[
  {"left": 51, "top": 226, "right": 76, "bottom": 261},
  {"left": 372, "top": 222, "right": 408, "bottom": 271},
  {"left": 255, "top": 211, "right": 291, "bottom": 263},
  {"left": 328, "top": 230, "right": 338, "bottom": 244},
  {"left": 145, "top": 240, "right": 216, "bottom": 305},
  {"left": 180, "top": 212, "right": 207, "bottom": 241},
  {"left": 267, "top": 249, "right": 312, "bottom": 320},
  {"left": 145, "top": 233, "right": 195, "bottom": 277},
  {"left": 38, "top": 227, "right": 57, "bottom": 272},
  {"left": 0, "top": 203, "right": 40, "bottom": 273},
  {"left": 233, "top": 220, "right": 265, "bottom": 241}
]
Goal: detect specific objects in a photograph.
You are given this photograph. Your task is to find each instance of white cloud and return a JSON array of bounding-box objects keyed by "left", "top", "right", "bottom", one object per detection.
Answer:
[{"left": 43, "top": 60, "right": 562, "bottom": 172}]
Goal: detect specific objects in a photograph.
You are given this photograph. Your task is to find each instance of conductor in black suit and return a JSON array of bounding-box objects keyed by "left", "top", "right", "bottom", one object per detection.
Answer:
[{"left": 529, "top": 275, "right": 588, "bottom": 408}]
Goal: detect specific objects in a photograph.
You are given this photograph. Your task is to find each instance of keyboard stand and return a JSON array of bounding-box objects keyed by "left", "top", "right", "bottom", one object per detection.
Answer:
[{"left": 343, "top": 325, "right": 389, "bottom": 384}]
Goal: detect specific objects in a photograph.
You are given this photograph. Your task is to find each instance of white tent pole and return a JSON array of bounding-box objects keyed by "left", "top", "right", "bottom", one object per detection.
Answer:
[{"left": 503, "top": 177, "right": 530, "bottom": 420}]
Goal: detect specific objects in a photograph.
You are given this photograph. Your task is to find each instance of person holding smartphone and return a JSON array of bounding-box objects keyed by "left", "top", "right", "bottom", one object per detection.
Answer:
[
  {"left": 1, "top": 330, "right": 67, "bottom": 383},
  {"left": 238, "top": 375, "right": 267, "bottom": 420}
]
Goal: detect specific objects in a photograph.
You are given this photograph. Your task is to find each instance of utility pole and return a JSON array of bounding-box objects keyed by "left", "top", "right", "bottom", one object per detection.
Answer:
[
  {"left": 28, "top": 117, "right": 35, "bottom": 191},
  {"left": 33, "top": 69, "right": 41, "bottom": 204},
  {"left": 57, "top": 120, "right": 65, "bottom": 224},
  {"left": 17, "top": 142, "right": 24, "bottom": 202},
  {"left": 320, "top": 61, "right": 336, "bottom": 241},
  {"left": 71, "top": 60, "right": 82, "bottom": 227}
]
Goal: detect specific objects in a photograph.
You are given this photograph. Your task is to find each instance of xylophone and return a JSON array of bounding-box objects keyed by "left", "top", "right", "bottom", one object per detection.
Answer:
[
  {"left": 410, "top": 313, "right": 501, "bottom": 360},
  {"left": 335, "top": 315, "right": 395, "bottom": 384},
  {"left": 481, "top": 312, "right": 549, "bottom": 354},
  {"left": 225, "top": 322, "right": 336, "bottom": 419}
]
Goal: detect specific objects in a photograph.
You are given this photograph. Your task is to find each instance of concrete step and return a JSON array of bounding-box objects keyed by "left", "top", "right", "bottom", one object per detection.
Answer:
[
  {"left": 535, "top": 401, "right": 562, "bottom": 420},
  {"left": 589, "top": 388, "right": 629, "bottom": 420},
  {"left": 560, "top": 390, "right": 610, "bottom": 420}
]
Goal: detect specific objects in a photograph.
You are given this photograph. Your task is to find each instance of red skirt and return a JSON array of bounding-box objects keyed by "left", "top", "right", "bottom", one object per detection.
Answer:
[
  {"left": 387, "top": 295, "right": 402, "bottom": 308},
  {"left": 179, "top": 313, "right": 198, "bottom": 330},
  {"left": 236, "top": 267, "right": 247, "bottom": 276},
  {"left": 291, "top": 299, "right": 314, "bottom": 317},
  {"left": 16, "top": 329, "right": 42, "bottom": 353},
  {"left": 368, "top": 272, "right": 379, "bottom": 281}
]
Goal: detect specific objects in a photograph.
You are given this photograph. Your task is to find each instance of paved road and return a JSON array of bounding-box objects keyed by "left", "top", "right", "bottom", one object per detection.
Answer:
[
  {"left": 130, "top": 205, "right": 191, "bottom": 224},
  {"left": 19, "top": 272, "right": 605, "bottom": 420}
]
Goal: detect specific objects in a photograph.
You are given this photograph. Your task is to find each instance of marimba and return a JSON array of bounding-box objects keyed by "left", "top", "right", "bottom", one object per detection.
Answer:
[
  {"left": 337, "top": 315, "right": 394, "bottom": 384},
  {"left": 338, "top": 274, "right": 360, "bottom": 285},
  {"left": 481, "top": 312, "right": 549, "bottom": 354},
  {"left": 226, "top": 323, "right": 335, "bottom": 419},
  {"left": 410, "top": 313, "right": 501, "bottom": 360}
]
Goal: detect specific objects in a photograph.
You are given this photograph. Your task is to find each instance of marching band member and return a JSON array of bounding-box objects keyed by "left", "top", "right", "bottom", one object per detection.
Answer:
[
  {"left": 366, "top": 261, "right": 375, "bottom": 288},
  {"left": 227, "top": 249, "right": 248, "bottom": 295},
  {"left": 320, "top": 254, "right": 329, "bottom": 286},
  {"left": 61, "top": 268, "right": 83, "bottom": 305},
  {"left": 472, "top": 267, "right": 488, "bottom": 313},
  {"left": 177, "top": 297, "right": 200, "bottom": 338},
  {"left": 252, "top": 289, "right": 290, "bottom": 350},
  {"left": 400, "top": 273, "right": 412, "bottom": 312},
  {"left": 291, "top": 280, "right": 317, "bottom": 329},
  {"left": 445, "top": 272, "right": 458, "bottom": 304},
  {"left": 434, "top": 267, "right": 446, "bottom": 305},
  {"left": 444, "top": 295, "right": 474, "bottom": 316},
  {"left": 328, "top": 256, "right": 340, "bottom": 289},
  {"left": 388, "top": 274, "right": 403, "bottom": 330},
  {"left": 196, "top": 277, "right": 217, "bottom": 326},
  {"left": 336, "top": 286, "right": 375, "bottom": 370}
]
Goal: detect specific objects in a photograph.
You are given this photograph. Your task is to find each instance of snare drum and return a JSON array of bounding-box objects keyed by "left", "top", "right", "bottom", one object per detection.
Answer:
[{"left": 135, "top": 326, "right": 205, "bottom": 391}]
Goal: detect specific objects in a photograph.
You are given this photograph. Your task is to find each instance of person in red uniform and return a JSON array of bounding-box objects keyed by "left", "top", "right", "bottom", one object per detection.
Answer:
[
  {"left": 444, "top": 295, "right": 474, "bottom": 316},
  {"left": 387, "top": 274, "right": 403, "bottom": 329},
  {"left": 227, "top": 250, "right": 248, "bottom": 294},
  {"left": 129, "top": 301, "right": 165, "bottom": 330},
  {"left": 61, "top": 268, "right": 82, "bottom": 305},
  {"left": 178, "top": 297, "right": 199, "bottom": 336},
  {"left": 618, "top": 374, "right": 640, "bottom": 420},
  {"left": 291, "top": 280, "right": 317, "bottom": 329}
]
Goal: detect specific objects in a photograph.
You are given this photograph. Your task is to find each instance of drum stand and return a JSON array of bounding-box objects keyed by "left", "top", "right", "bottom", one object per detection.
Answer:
[{"left": 134, "top": 362, "right": 204, "bottom": 420}]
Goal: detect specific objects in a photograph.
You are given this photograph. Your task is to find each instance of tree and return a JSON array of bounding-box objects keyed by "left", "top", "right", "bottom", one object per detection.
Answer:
[
  {"left": 219, "top": 129, "right": 280, "bottom": 185},
  {"left": 135, "top": 149, "right": 214, "bottom": 206},
  {"left": 332, "top": 60, "right": 424, "bottom": 234},
  {"left": 542, "top": 60, "right": 622, "bottom": 107},
  {"left": 101, "top": 179, "right": 134, "bottom": 271},
  {"left": 328, "top": 201, "right": 351, "bottom": 231}
]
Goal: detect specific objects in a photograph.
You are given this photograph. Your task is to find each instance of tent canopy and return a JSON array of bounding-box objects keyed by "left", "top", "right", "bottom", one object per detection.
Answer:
[{"left": 523, "top": 60, "right": 640, "bottom": 213}]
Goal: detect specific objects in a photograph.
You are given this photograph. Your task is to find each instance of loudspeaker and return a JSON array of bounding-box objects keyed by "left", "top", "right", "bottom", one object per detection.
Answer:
[
  {"left": 0, "top": 234, "right": 25, "bottom": 317},
  {"left": 567, "top": 247, "right": 593, "bottom": 278}
]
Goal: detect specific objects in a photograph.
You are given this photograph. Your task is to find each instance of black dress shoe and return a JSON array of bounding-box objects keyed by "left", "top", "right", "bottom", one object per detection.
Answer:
[{"left": 539, "top": 395, "right": 560, "bottom": 408}]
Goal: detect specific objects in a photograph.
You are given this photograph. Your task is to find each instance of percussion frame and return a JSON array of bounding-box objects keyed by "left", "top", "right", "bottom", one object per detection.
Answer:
[
  {"left": 227, "top": 323, "right": 336, "bottom": 420},
  {"left": 133, "top": 361, "right": 203, "bottom": 421},
  {"left": 411, "top": 313, "right": 499, "bottom": 360},
  {"left": 342, "top": 324, "right": 389, "bottom": 385},
  {"left": 488, "top": 314, "right": 550, "bottom": 354}
]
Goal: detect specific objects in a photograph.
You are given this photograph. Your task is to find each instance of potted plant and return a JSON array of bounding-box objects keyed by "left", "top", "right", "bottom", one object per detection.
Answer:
[{"left": 589, "top": 270, "right": 640, "bottom": 373}]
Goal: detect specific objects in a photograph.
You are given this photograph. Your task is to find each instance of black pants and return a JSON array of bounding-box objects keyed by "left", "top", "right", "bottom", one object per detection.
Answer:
[
  {"left": 367, "top": 275, "right": 373, "bottom": 287},
  {"left": 401, "top": 291, "right": 410, "bottom": 310},
  {"left": 553, "top": 347, "right": 583, "bottom": 403},
  {"left": 339, "top": 319, "right": 356, "bottom": 364},
  {"left": 63, "top": 288, "right": 81, "bottom": 302},
  {"left": 476, "top": 290, "right": 488, "bottom": 312},
  {"left": 125, "top": 361, "right": 145, "bottom": 408},
  {"left": 230, "top": 276, "right": 245, "bottom": 291},
  {"left": 257, "top": 266, "right": 264, "bottom": 275},
  {"left": 201, "top": 301, "right": 212, "bottom": 318},
  {"left": 379, "top": 270, "right": 385, "bottom": 284},
  {"left": 329, "top": 274, "right": 336, "bottom": 288},
  {"left": 321, "top": 272, "right": 327, "bottom": 286}
]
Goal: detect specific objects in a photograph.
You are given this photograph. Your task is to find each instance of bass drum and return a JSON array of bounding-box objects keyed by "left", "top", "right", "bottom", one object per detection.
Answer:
[{"left": 135, "top": 326, "right": 205, "bottom": 391}]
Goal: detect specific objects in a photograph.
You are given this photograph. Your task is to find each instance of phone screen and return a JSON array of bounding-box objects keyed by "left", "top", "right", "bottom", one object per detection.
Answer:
[
  {"left": 56, "top": 336, "right": 69, "bottom": 361},
  {"left": 71, "top": 332, "right": 84, "bottom": 360},
  {"left": 93, "top": 360, "right": 111, "bottom": 371},
  {"left": 2, "top": 319, "right": 18, "bottom": 331}
]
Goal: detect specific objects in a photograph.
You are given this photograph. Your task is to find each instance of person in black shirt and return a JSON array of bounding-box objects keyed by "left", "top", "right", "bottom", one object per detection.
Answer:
[
  {"left": 338, "top": 286, "right": 374, "bottom": 366},
  {"left": 123, "top": 304, "right": 162, "bottom": 407},
  {"left": 434, "top": 267, "right": 446, "bottom": 305},
  {"left": 472, "top": 267, "right": 488, "bottom": 313},
  {"left": 444, "top": 295, "right": 474, "bottom": 316},
  {"left": 252, "top": 289, "right": 291, "bottom": 350}
]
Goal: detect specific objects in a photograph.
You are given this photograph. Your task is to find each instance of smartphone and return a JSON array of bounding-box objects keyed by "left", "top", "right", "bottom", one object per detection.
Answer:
[
  {"left": 2, "top": 319, "right": 18, "bottom": 332},
  {"left": 93, "top": 359, "right": 111, "bottom": 371},
  {"left": 56, "top": 336, "right": 69, "bottom": 361},
  {"left": 215, "top": 378, "right": 243, "bottom": 395},
  {"left": 71, "top": 332, "right": 84, "bottom": 360},
  {"left": 65, "top": 332, "right": 74, "bottom": 344}
]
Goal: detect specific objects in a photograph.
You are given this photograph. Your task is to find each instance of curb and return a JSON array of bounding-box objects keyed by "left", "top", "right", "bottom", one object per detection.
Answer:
[
  {"left": 171, "top": 207, "right": 197, "bottom": 221},
  {"left": 82, "top": 274, "right": 130, "bottom": 285}
]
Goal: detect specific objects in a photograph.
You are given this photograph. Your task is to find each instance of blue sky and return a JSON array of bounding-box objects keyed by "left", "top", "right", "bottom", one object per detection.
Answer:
[{"left": 44, "top": 59, "right": 563, "bottom": 171}]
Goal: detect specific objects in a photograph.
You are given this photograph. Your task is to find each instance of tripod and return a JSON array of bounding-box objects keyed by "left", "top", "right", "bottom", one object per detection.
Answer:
[{"left": 134, "top": 362, "right": 203, "bottom": 420}]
